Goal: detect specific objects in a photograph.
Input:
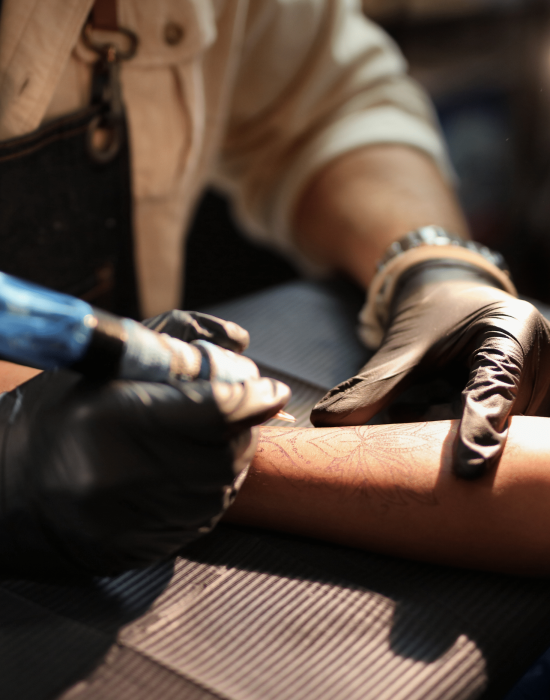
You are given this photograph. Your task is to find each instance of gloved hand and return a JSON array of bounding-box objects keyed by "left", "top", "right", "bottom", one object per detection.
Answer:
[
  {"left": 311, "top": 260, "right": 550, "bottom": 479},
  {"left": 0, "top": 369, "right": 290, "bottom": 578},
  {"left": 142, "top": 309, "right": 259, "bottom": 383},
  {"left": 143, "top": 309, "right": 250, "bottom": 353}
]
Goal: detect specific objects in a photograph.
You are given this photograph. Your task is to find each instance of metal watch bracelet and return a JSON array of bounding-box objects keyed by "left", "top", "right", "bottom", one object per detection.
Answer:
[{"left": 358, "top": 225, "right": 517, "bottom": 350}]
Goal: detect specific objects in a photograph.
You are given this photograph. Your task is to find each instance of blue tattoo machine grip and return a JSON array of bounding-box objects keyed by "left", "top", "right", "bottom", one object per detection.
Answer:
[{"left": 0, "top": 272, "right": 257, "bottom": 384}]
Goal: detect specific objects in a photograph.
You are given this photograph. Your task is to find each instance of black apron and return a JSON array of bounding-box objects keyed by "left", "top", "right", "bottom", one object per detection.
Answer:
[{"left": 0, "top": 20, "right": 141, "bottom": 319}]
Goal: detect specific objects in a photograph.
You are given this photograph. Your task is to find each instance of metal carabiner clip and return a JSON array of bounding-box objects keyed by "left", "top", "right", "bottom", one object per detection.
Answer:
[{"left": 83, "top": 24, "right": 139, "bottom": 164}]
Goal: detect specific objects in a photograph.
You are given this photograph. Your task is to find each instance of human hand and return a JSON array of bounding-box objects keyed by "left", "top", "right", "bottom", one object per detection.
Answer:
[
  {"left": 143, "top": 309, "right": 259, "bottom": 383},
  {"left": 311, "top": 260, "right": 550, "bottom": 478},
  {"left": 143, "top": 309, "right": 250, "bottom": 353},
  {"left": 0, "top": 369, "right": 289, "bottom": 578}
]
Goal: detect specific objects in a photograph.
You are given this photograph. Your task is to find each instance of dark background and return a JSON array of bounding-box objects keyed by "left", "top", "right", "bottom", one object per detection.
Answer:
[{"left": 184, "top": 0, "right": 550, "bottom": 309}]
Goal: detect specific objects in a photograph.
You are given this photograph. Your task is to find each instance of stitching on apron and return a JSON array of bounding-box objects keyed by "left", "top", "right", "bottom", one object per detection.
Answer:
[
  {"left": 0, "top": 108, "right": 97, "bottom": 152},
  {"left": 0, "top": 124, "right": 90, "bottom": 163}
]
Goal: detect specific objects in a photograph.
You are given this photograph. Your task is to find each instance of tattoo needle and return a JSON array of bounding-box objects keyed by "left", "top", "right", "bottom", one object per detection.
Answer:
[{"left": 274, "top": 409, "right": 296, "bottom": 422}]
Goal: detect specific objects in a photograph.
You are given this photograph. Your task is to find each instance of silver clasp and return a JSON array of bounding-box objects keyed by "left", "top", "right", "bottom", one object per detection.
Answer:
[{"left": 83, "top": 24, "right": 139, "bottom": 164}]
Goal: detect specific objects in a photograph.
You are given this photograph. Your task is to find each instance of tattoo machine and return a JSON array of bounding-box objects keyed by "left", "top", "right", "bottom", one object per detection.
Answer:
[{"left": 0, "top": 272, "right": 294, "bottom": 420}]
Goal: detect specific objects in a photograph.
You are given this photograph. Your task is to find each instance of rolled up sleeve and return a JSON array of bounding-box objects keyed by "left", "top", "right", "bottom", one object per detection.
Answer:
[{"left": 212, "top": 0, "right": 453, "bottom": 265}]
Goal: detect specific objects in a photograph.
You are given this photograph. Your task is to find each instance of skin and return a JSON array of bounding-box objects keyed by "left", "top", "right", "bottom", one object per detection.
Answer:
[
  {"left": 0, "top": 361, "right": 41, "bottom": 392},
  {"left": 225, "top": 418, "right": 550, "bottom": 576},
  {"left": 293, "top": 144, "right": 470, "bottom": 287}
]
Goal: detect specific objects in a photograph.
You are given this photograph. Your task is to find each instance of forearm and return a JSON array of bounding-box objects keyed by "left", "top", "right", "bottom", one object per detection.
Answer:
[
  {"left": 293, "top": 145, "right": 469, "bottom": 287},
  {"left": 0, "top": 362, "right": 41, "bottom": 393},
  {"left": 226, "top": 417, "right": 550, "bottom": 575}
]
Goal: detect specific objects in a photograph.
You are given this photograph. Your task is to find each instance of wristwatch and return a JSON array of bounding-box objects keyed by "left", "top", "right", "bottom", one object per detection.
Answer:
[
  {"left": 359, "top": 225, "right": 517, "bottom": 349},
  {"left": 376, "top": 226, "right": 509, "bottom": 275}
]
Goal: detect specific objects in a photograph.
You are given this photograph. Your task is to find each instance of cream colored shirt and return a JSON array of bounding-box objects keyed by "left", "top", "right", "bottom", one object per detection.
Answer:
[{"left": 0, "top": 0, "right": 451, "bottom": 317}]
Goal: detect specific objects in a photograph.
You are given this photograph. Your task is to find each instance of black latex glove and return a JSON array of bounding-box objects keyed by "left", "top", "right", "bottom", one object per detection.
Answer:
[
  {"left": 143, "top": 309, "right": 259, "bottom": 382},
  {"left": 311, "top": 260, "right": 550, "bottom": 479},
  {"left": 143, "top": 309, "right": 250, "bottom": 353},
  {"left": 0, "top": 370, "right": 289, "bottom": 578}
]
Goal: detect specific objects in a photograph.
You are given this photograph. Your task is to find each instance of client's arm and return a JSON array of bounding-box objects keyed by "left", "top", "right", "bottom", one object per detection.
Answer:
[
  {"left": 225, "top": 418, "right": 550, "bottom": 576},
  {"left": 0, "top": 361, "right": 41, "bottom": 392}
]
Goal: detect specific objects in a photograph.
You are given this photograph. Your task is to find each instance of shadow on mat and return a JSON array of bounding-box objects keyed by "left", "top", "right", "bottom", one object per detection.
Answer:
[
  {"left": 181, "top": 523, "right": 550, "bottom": 700},
  {"left": 0, "top": 560, "right": 175, "bottom": 700}
]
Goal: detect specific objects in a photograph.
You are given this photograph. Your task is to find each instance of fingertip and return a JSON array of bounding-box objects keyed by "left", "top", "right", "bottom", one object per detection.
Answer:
[
  {"left": 310, "top": 403, "right": 375, "bottom": 428},
  {"left": 193, "top": 313, "right": 250, "bottom": 353},
  {"left": 452, "top": 425, "right": 505, "bottom": 480},
  {"left": 309, "top": 376, "right": 362, "bottom": 423},
  {"left": 310, "top": 379, "right": 391, "bottom": 427},
  {"left": 310, "top": 405, "right": 349, "bottom": 427},
  {"left": 223, "top": 321, "right": 250, "bottom": 353},
  {"left": 452, "top": 453, "right": 488, "bottom": 480},
  {"left": 213, "top": 377, "right": 292, "bottom": 427},
  {"left": 252, "top": 377, "right": 292, "bottom": 413},
  {"left": 452, "top": 432, "right": 489, "bottom": 479}
]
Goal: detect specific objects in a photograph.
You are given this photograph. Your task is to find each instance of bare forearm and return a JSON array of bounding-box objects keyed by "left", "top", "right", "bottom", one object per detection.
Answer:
[
  {"left": 293, "top": 145, "right": 469, "bottom": 287},
  {"left": 0, "top": 362, "right": 41, "bottom": 393},
  {"left": 226, "top": 417, "right": 550, "bottom": 575}
]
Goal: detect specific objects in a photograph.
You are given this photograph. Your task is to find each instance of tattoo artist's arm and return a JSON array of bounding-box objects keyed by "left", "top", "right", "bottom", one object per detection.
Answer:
[
  {"left": 293, "top": 145, "right": 469, "bottom": 286},
  {"left": 225, "top": 418, "right": 550, "bottom": 576}
]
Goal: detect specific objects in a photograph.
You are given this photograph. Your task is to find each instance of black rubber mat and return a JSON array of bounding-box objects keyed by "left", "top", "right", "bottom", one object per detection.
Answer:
[
  {"left": 60, "top": 645, "right": 219, "bottom": 700},
  {"left": 129, "top": 526, "right": 550, "bottom": 700},
  {"left": 61, "top": 519, "right": 550, "bottom": 700},
  {"left": 0, "top": 561, "right": 175, "bottom": 700}
]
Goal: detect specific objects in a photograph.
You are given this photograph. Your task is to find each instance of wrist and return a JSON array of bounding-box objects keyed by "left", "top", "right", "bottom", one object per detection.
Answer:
[
  {"left": 358, "top": 226, "right": 517, "bottom": 349},
  {"left": 396, "top": 255, "right": 508, "bottom": 291}
]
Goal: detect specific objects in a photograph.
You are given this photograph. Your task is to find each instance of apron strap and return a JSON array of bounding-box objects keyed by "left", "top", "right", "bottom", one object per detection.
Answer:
[{"left": 91, "top": 0, "right": 118, "bottom": 31}]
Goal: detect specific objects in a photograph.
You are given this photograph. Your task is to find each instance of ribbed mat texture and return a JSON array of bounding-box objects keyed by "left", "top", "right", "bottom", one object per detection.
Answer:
[{"left": 62, "top": 520, "right": 550, "bottom": 700}]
